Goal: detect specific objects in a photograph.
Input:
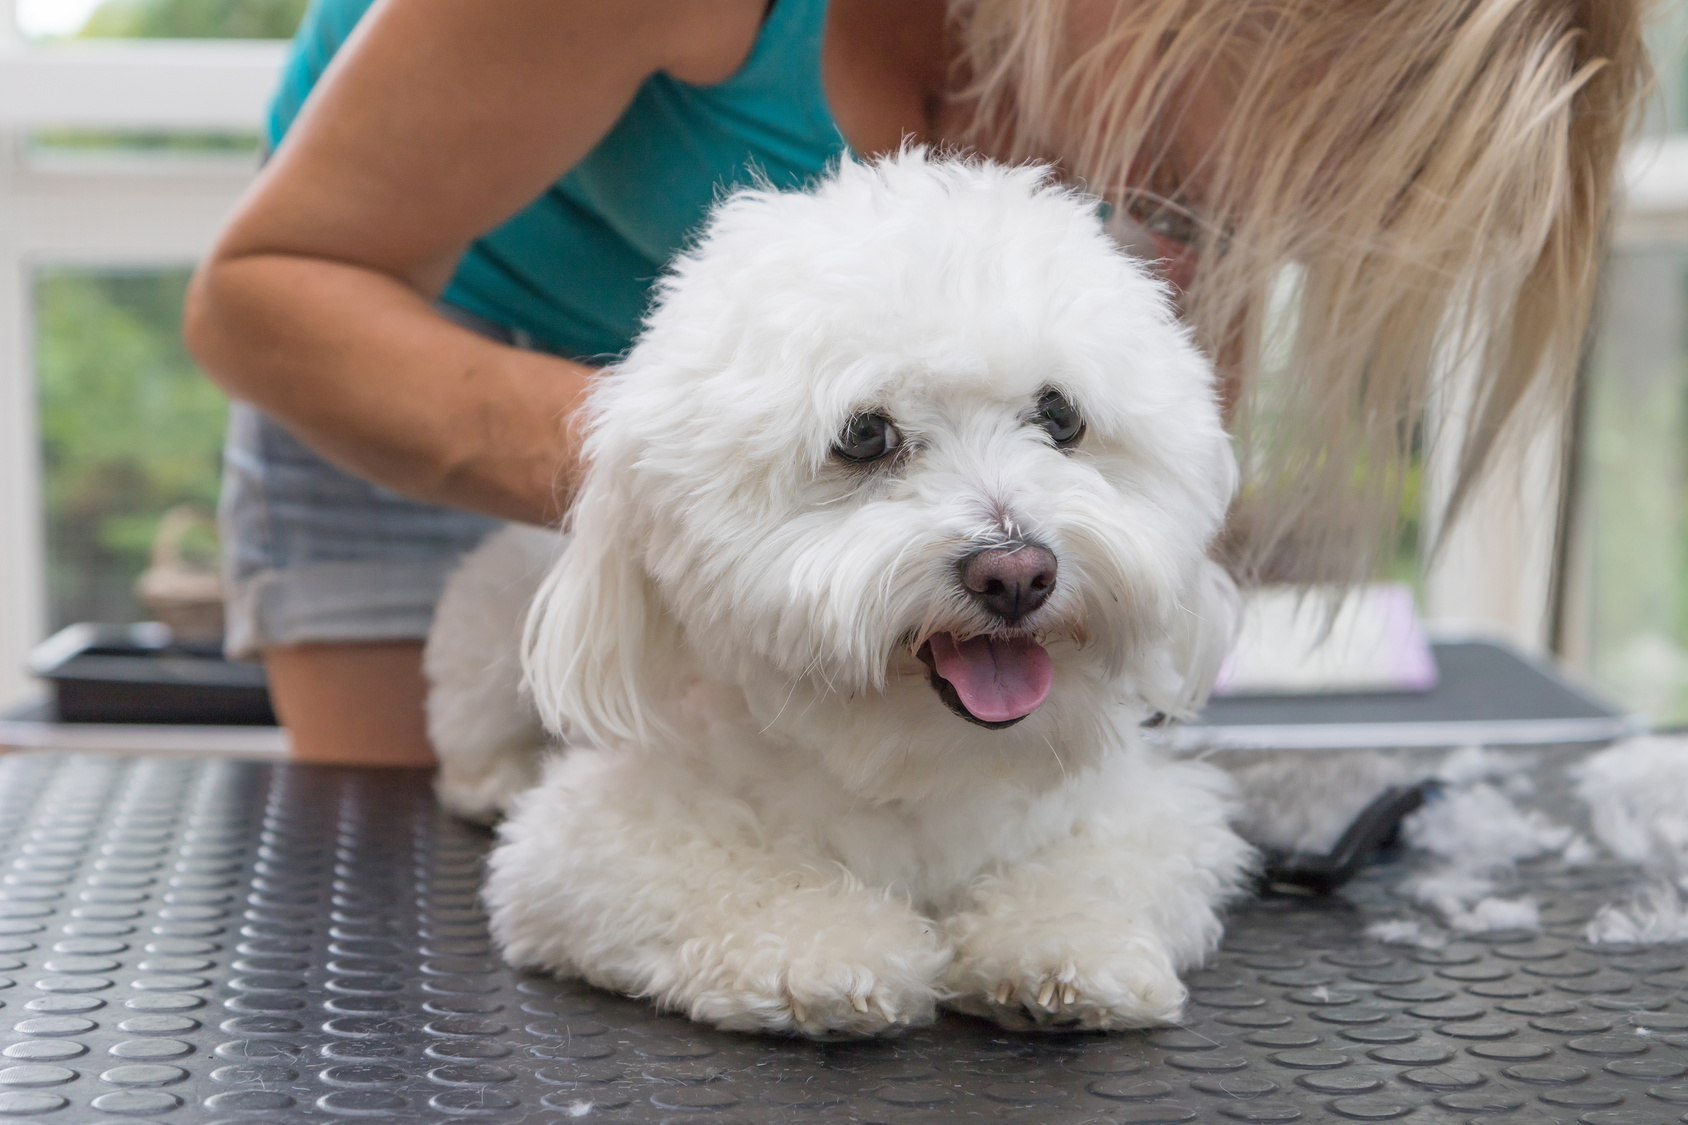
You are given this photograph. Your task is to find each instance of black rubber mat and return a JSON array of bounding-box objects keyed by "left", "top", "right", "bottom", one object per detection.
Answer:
[{"left": 0, "top": 749, "right": 1683, "bottom": 1124}]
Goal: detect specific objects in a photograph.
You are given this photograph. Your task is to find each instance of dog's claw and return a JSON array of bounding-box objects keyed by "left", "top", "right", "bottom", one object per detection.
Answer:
[
  {"left": 1061, "top": 984, "right": 1078, "bottom": 1005},
  {"left": 995, "top": 981, "right": 1014, "bottom": 1006},
  {"left": 1037, "top": 980, "right": 1056, "bottom": 1008},
  {"left": 850, "top": 993, "right": 868, "bottom": 1014}
]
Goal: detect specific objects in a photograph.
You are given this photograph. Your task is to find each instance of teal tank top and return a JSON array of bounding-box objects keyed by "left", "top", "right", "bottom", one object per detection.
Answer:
[{"left": 268, "top": 0, "right": 848, "bottom": 361}]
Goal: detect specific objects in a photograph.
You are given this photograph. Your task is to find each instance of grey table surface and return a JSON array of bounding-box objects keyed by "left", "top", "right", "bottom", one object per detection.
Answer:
[
  {"left": 0, "top": 747, "right": 1680, "bottom": 1125},
  {"left": 0, "top": 638, "right": 1633, "bottom": 757},
  {"left": 1196, "top": 642, "right": 1619, "bottom": 728},
  {"left": 1180, "top": 642, "right": 1634, "bottom": 751}
]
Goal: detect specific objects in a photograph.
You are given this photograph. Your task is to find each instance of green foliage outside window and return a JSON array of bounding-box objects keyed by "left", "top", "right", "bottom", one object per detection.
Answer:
[
  {"left": 28, "top": 131, "right": 261, "bottom": 155},
  {"left": 29, "top": 0, "right": 306, "bottom": 630},
  {"left": 78, "top": 0, "right": 305, "bottom": 39},
  {"left": 36, "top": 270, "right": 227, "bottom": 629}
]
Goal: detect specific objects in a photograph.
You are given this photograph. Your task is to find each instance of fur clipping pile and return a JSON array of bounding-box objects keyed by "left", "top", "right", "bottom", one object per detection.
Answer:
[
  {"left": 1574, "top": 737, "right": 1688, "bottom": 944},
  {"left": 1227, "top": 738, "right": 1688, "bottom": 948}
]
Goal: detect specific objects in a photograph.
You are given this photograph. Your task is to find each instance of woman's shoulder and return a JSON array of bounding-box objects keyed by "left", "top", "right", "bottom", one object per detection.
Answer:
[{"left": 267, "top": 0, "right": 771, "bottom": 145}]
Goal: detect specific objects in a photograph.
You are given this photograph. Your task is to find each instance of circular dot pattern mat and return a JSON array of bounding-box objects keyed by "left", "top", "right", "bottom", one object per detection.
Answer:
[{"left": 0, "top": 749, "right": 1682, "bottom": 1124}]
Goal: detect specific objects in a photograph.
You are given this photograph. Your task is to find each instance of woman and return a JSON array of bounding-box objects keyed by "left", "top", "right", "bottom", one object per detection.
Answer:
[{"left": 185, "top": 0, "right": 1649, "bottom": 765}]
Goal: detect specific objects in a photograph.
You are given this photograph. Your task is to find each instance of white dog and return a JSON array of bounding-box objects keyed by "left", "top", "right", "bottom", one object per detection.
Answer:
[{"left": 424, "top": 151, "right": 1253, "bottom": 1038}]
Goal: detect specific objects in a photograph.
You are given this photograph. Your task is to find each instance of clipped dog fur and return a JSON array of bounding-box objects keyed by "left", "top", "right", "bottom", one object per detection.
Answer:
[{"left": 425, "top": 151, "right": 1254, "bottom": 1037}]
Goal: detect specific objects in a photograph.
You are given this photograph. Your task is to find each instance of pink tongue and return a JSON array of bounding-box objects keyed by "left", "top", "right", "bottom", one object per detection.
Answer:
[{"left": 928, "top": 632, "right": 1054, "bottom": 722}]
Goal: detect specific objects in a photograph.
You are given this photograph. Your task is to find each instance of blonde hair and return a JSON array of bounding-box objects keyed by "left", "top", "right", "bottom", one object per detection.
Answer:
[{"left": 953, "top": 0, "right": 1651, "bottom": 584}]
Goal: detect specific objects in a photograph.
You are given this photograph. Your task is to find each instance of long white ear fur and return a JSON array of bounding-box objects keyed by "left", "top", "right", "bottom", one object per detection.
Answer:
[
  {"left": 1147, "top": 558, "right": 1240, "bottom": 722},
  {"left": 521, "top": 485, "right": 676, "bottom": 750}
]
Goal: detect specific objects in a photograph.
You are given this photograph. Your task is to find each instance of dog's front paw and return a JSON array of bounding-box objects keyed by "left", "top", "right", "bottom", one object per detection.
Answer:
[
  {"left": 434, "top": 745, "right": 545, "bottom": 825},
  {"left": 680, "top": 916, "right": 952, "bottom": 1039},
  {"left": 689, "top": 954, "right": 946, "bottom": 1039},
  {"left": 940, "top": 914, "right": 1186, "bottom": 1031},
  {"left": 702, "top": 961, "right": 938, "bottom": 1039}
]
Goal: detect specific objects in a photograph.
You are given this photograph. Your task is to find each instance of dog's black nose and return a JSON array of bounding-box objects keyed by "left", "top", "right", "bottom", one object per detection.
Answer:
[{"left": 961, "top": 543, "right": 1057, "bottom": 622}]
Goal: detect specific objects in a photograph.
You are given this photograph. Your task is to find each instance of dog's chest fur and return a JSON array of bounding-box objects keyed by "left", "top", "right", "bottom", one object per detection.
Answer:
[{"left": 669, "top": 671, "right": 1130, "bottom": 909}]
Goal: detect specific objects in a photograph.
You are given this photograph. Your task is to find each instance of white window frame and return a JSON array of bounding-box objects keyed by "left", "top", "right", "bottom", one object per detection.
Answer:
[{"left": 0, "top": 3, "right": 282, "bottom": 711}]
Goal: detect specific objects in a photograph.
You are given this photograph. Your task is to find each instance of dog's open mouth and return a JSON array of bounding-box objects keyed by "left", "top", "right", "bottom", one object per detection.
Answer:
[{"left": 916, "top": 632, "right": 1054, "bottom": 729}]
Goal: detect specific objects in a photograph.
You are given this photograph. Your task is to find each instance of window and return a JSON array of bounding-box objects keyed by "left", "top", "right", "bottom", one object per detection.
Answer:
[
  {"left": 0, "top": 0, "right": 284, "bottom": 710},
  {"left": 1557, "top": 20, "right": 1688, "bottom": 723},
  {"left": 1563, "top": 188, "right": 1688, "bottom": 722},
  {"left": 35, "top": 267, "right": 224, "bottom": 631}
]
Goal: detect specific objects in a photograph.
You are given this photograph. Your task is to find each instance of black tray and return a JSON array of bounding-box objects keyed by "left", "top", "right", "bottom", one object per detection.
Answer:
[
  {"left": 1181, "top": 639, "right": 1634, "bottom": 749},
  {"left": 26, "top": 622, "right": 276, "bottom": 726}
]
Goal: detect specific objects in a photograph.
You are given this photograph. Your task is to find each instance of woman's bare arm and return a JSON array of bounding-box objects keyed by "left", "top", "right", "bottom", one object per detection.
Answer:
[{"left": 185, "top": 0, "right": 768, "bottom": 524}]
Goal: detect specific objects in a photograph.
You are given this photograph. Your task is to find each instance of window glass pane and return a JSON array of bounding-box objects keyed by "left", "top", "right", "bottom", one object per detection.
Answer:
[
  {"left": 1565, "top": 27, "right": 1688, "bottom": 722},
  {"left": 1576, "top": 246, "right": 1688, "bottom": 723},
  {"left": 35, "top": 268, "right": 227, "bottom": 631},
  {"left": 17, "top": 0, "right": 305, "bottom": 41}
]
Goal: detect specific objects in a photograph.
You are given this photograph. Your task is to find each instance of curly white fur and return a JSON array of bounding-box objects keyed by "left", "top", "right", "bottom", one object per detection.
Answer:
[
  {"left": 423, "top": 524, "right": 557, "bottom": 824},
  {"left": 1575, "top": 736, "right": 1688, "bottom": 944},
  {"left": 426, "top": 151, "right": 1254, "bottom": 1037}
]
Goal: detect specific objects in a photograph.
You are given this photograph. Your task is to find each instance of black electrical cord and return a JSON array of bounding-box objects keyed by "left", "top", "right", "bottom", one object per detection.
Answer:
[{"left": 1259, "top": 780, "right": 1443, "bottom": 895}]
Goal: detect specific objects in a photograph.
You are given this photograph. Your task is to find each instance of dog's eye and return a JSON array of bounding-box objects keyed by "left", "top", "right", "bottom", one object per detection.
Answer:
[
  {"left": 834, "top": 413, "right": 902, "bottom": 463},
  {"left": 1034, "top": 389, "right": 1085, "bottom": 447}
]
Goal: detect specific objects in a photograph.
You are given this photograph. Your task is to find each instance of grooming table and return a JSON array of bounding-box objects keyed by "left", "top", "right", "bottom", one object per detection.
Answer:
[
  {"left": 0, "top": 638, "right": 1629, "bottom": 758},
  {"left": 0, "top": 747, "right": 1681, "bottom": 1125}
]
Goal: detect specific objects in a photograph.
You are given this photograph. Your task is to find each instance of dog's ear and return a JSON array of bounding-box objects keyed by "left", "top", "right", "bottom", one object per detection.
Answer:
[
  {"left": 1144, "top": 557, "right": 1240, "bottom": 722},
  {"left": 522, "top": 479, "right": 678, "bottom": 750}
]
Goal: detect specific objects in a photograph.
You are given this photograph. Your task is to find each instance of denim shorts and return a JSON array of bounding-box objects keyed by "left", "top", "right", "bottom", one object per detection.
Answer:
[{"left": 218, "top": 305, "right": 539, "bottom": 658}]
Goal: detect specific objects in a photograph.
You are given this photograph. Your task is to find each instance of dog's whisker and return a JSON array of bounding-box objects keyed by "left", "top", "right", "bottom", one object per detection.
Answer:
[
  {"left": 1170, "top": 1019, "right": 1222, "bottom": 1048},
  {"left": 1043, "top": 733, "right": 1069, "bottom": 784},
  {"left": 757, "top": 665, "right": 812, "bottom": 736},
  {"left": 786, "top": 651, "right": 841, "bottom": 725}
]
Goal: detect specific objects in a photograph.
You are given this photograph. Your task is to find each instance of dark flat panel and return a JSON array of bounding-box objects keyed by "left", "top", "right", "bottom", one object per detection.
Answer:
[
  {"left": 28, "top": 625, "right": 274, "bottom": 726},
  {"left": 1199, "top": 641, "right": 1619, "bottom": 727}
]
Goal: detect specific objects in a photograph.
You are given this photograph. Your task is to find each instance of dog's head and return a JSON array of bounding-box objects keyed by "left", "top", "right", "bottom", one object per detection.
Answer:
[{"left": 527, "top": 152, "right": 1237, "bottom": 790}]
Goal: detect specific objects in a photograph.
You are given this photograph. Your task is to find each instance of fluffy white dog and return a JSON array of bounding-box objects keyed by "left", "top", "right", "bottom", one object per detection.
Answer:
[{"left": 425, "top": 151, "right": 1253, "bottom": 1038}]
